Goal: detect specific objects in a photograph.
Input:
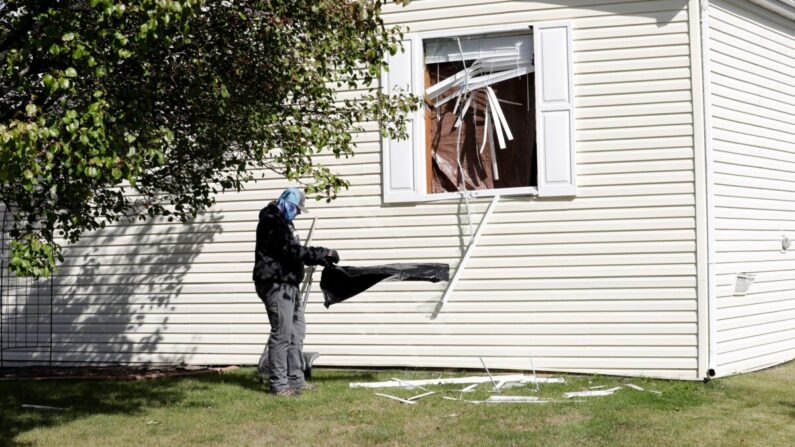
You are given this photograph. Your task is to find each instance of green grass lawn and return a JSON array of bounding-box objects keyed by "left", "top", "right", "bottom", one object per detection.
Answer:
[{"left": 1, "top": 361, "right": 794, "bottom": 447}]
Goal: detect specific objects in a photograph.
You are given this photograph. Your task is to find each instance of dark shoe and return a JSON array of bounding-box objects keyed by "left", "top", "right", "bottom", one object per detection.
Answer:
[
  {"left": 291, "top": 383, "right": 315, "bottom": 392},
  {"left": 272, "top": 388, "right": 299, "bottom": 397}
]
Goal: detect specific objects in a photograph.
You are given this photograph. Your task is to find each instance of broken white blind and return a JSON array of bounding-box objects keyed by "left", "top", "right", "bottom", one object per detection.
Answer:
[
  {"left": 424, "top": 33, "right": 533, "bottom": 101},
  {"left": 381, "top": 37, "right": 422, "bottom": 203},
  {"left": 534, "top": 22, "right": 576, "bottom": 197},
  {"left": 424, "top": 33, "right": 533, "bottom": 64}
]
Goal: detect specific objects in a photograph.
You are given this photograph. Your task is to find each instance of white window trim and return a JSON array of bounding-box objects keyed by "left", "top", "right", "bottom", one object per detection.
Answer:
[{"left": 413, "top": 24, "right": 539, "bottom": 203}]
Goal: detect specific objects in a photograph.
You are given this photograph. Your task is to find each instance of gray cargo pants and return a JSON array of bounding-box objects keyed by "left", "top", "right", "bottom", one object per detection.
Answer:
[{"left": 255, "top": 282, "right": 306, "bottom": 393}]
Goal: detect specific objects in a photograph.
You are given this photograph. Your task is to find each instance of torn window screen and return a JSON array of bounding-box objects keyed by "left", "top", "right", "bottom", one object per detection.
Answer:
[{"left": 424, "top": 33, "right": 537, "bottom": 193}]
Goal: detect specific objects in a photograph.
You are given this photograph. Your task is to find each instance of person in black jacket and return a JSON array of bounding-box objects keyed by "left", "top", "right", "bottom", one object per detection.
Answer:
[{"left": 253, "top": 187, "right": 339, "bottom": 396}]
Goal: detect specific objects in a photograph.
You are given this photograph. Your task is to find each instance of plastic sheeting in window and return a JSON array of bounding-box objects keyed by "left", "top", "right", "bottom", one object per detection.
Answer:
[{"left": 427, "top": 66, "right": 536, "bottom": 192}]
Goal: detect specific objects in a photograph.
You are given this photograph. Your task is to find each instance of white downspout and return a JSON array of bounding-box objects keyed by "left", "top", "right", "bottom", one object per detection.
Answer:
[{"left": 699, "top": 0, "right": 718, "bottom": 379}]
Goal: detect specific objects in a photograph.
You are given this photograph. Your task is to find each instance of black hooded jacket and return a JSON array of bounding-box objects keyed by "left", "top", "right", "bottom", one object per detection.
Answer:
[{"left": 252, "top": 203, "right": 328, "bottom": 286}]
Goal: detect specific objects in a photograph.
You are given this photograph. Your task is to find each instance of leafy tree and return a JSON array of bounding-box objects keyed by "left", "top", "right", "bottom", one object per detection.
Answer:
[{"left": 0, "top": 0, "right": 417, "bottom": 277}]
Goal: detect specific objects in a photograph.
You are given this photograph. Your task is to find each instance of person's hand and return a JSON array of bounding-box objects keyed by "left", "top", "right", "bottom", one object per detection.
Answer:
[{"left": 325, "top": 249, "right": 340, "bottom": 265}]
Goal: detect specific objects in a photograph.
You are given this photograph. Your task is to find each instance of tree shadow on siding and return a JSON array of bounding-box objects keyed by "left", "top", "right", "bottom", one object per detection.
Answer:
[
  {"left": 4, "top": 214, "right": 225, "bottom": 367},
  {"left": 54, "top": 215, "right": 225, "bottom": 365}
]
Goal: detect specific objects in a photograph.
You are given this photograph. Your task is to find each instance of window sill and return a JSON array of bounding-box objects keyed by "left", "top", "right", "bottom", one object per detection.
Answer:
[{"left": 420, "top": 186, "right": 538, "bottom": 202}]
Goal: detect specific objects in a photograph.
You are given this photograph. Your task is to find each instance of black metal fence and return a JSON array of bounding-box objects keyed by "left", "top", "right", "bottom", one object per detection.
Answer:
[{"left": 0, "top": 206, "right": 53, "bottom": 367}]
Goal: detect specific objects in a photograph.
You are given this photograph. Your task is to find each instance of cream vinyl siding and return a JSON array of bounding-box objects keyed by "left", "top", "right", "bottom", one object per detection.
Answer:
[
  {"left": 707, "top": 0, "right": 795, "bottom": 376},
  {"left": 3, "top": 0, "right": 702, "bottom": 379}
]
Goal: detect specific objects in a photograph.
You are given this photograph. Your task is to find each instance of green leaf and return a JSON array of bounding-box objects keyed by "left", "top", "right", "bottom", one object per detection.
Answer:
[
  {"left": 42, "top": 74, "right": 56, "bottom": 91},
  {"left": 25, "top": 104, "right": 37, "bottom": 117},
  {"left": 65, "top": 67, "right": 77, "bottom": 78},
  {"left": 62, "top": 32, "right": 75, "bottom": 42}
]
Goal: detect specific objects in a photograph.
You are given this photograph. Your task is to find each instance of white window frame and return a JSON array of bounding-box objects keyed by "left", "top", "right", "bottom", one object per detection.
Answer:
[{"left": 415, "top": 24, "right": 540, "bottom": 202}]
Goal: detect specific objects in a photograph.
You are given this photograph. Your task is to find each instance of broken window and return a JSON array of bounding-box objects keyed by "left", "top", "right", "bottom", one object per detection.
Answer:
[
  {"left": 381, "top": 23, "right": 575, "bottom": 203},
  {"left": 423, "top": 32, "right": 536, "bottom": 194}
]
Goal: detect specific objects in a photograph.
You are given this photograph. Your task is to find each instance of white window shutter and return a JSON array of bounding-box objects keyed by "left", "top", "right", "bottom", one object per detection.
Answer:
[
  {"left": 534, "top": 22, "right": 576, "bottom": 197},
  {"left": 382, "top": 37, "right": 422, "bottom": 203}
]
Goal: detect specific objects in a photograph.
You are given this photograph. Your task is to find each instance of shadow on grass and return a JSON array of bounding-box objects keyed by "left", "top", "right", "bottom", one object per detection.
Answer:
[
  {"left": 0, "top": 377, "right": 221, "bottom": 445},
  {"left": 192, "top": 368, "right": 267, "bottom": 391},
  {"left": 307, "top": 370, "right": 377, "bottom": 384},
  {"left": 0, "top": 372, "right": 265, "bottom": 446},
  {"left": 0, "top": 368, "right": 378, "bottom": 445},
  {"left": 0, "top": 378, "right": 190, "bottom": 446}
]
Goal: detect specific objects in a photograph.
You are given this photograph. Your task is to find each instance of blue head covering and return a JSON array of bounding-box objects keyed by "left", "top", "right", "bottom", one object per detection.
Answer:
[
  {"left": 276, "top": 199, "right": 299, "bottom": 221},
  {"left": 275, "top": 187, "right": 308, "bottom": 221}
]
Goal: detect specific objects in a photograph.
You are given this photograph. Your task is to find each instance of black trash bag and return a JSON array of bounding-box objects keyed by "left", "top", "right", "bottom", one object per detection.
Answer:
[{"left": 320, "top": 263, "right": 450, "bottom": 308}]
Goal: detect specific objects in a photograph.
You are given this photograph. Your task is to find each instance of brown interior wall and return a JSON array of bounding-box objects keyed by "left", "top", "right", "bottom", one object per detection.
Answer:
[
  {"left": 424, "top": 68, "right": 433, "bottom": 194},
  {"left": 426, "top": 62, "right": 536, "bottom": 194}
]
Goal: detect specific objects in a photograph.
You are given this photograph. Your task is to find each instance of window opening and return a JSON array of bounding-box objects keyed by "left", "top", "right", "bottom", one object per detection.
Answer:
[{"left": 423, "top": 31, "right": 537, "bottom": 195}]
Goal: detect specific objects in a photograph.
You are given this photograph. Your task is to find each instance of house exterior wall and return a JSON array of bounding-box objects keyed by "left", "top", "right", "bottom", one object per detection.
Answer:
[
  {"left": 3, "top": 0, "right": 706, "bottom": 380},
  {"left": 706, "top": 0, "right": 795, "bottom": 376}
]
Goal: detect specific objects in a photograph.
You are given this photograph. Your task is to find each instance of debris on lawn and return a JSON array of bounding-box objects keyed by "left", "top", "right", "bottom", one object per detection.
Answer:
[
  {"left": 528, "top": 355, "right": 541, "bottom": 393},
  {"left": 516, "top": 375, "right": 566, "bottom": 385},
  {"left": 466, "top": 398, "right": 576, "bottom": 405},
  {"left": 478, "top": 357, "right": 500, "bottom": 394},
  {"left": 458, "top": 383, "right": 479, "bottom": 393},
  {"left": 21, "top": 404, "right": 66, "bottom": 411},
  {"left": 564, "top": 386, "right": 623, "bottom": 399},
  {"left": 146, "top": 421, "right": 160, "bottom": 425},
  {"left": 497, "top": 381, "right": 527, "bottom": 390},
  {"left": 356, "top": 364, "right": 659, "bottom": 406},
  {"left": 623, "top": 383, "right": 663, "bottom": 395},
  {"left": 486, "top": 395, "right": 539, "bottom": 403},
  {"left": 390, "top": 377, "right": 432, "bottom": 392},
  {"left": 407, "top": 391, "right": 436, "bottom": 401},
  {"left": 375, "top": 393, "right": 417, "bottom": 405},
  {"left": 350, "top": 374, "right": 564, "bottom": 389}
]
